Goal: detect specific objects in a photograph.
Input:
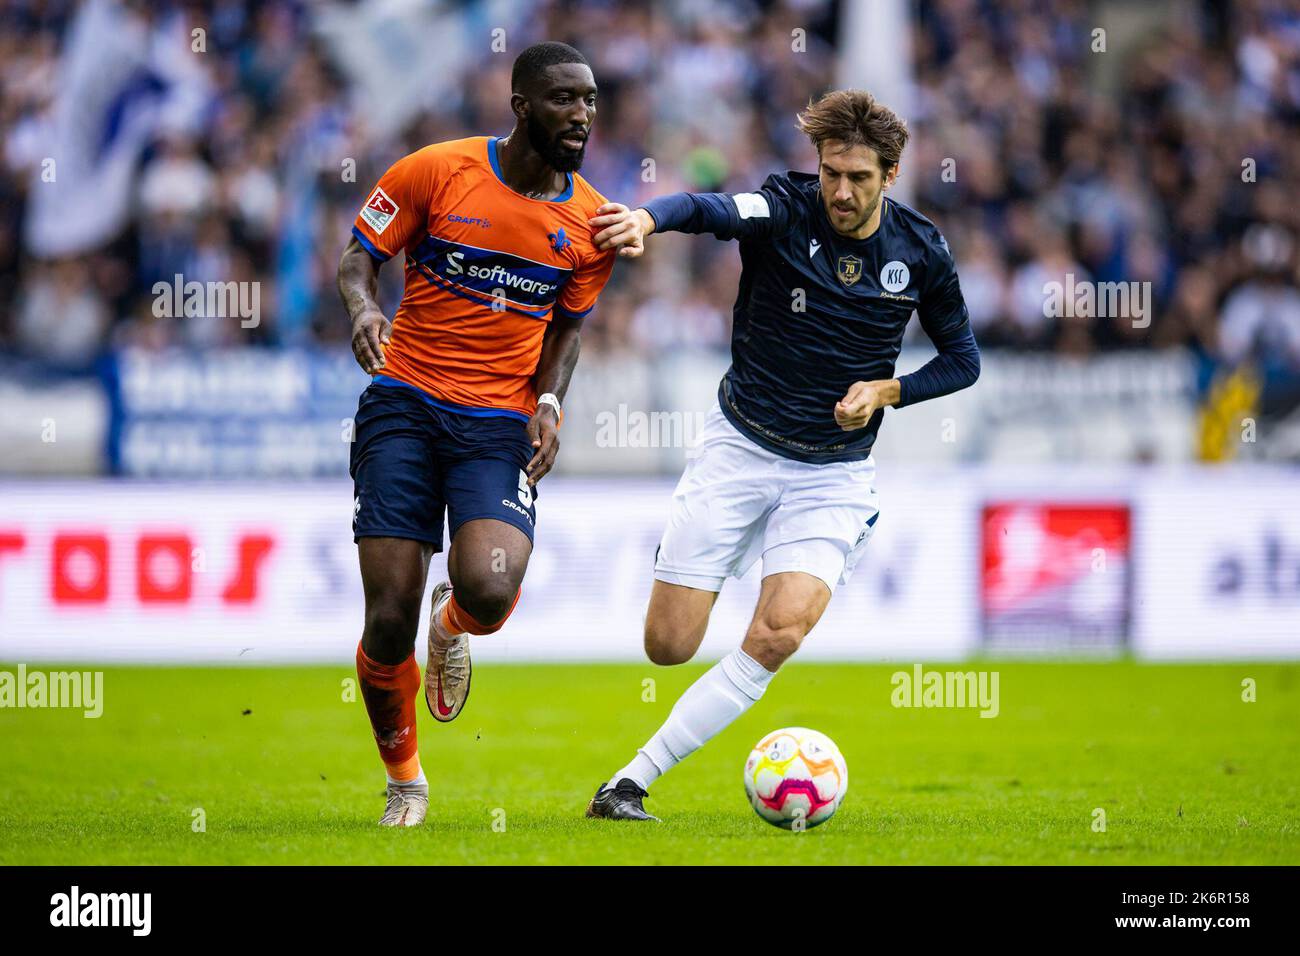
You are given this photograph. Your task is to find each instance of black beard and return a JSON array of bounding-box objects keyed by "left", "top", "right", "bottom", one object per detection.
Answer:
[{"left": 527, "top": 113, "right": 586, "bottom": 173}]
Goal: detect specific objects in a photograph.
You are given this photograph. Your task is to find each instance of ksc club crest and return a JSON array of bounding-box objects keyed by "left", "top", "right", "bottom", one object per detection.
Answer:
[
  {"left": 880, "top": 260, "right": 910, "bottom": 292},
  {"left": 837, "top": 255, "right": 863, "bottom": 286}
]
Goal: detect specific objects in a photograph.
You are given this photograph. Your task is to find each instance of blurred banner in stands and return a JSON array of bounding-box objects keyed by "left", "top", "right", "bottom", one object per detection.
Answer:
[
  {"left": 0, "top": 345, "right": 1215, "bottom": 478},
  {"left": 20, "top": 0, "right": 211, "bottom": 258}
]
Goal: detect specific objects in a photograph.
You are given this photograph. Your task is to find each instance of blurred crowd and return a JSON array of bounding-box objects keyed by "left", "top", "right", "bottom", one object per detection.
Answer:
[
  {"left": 911, "top": 0, "right": 1300, "bottom": 405},
  {"left": 0, "top": 0, "right": 835, "bottom": 365},
  {"left": 1, "top": 0, "right": 1299, "bottom": 408}
]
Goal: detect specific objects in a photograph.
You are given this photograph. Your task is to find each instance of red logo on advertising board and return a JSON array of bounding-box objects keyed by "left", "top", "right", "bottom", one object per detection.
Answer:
[
  {"left": 0, "top": 529, "right": 275, "bottom": 607},
  {"left": 982, "top": 503, "right": 1132, "bottom": 650}
]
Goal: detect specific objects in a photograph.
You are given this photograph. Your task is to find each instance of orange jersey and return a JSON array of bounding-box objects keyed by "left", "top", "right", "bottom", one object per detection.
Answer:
[{"left": 351, "top": 136, "right": 616, "bottom": 417}]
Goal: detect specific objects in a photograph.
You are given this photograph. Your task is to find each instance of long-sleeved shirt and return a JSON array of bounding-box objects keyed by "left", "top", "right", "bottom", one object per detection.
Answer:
[{"left": 644, "top": 172, "right": 980, "bottom": 462}]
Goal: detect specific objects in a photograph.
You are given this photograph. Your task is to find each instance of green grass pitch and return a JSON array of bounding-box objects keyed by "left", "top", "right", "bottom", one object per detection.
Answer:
[{"left": 1, "top": 661, "right": 1297, "bottom": 864}]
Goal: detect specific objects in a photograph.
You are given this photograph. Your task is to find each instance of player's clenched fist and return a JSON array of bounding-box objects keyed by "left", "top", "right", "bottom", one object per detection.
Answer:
[
  {"left": 834, "top": 379, "right": 901, "bottom": 431},
  {"left": 590, "top": 202, "right": 654, "bottom": 258},
  {"left": 351, "top": 309, "right": 392, "bottom": 374}
]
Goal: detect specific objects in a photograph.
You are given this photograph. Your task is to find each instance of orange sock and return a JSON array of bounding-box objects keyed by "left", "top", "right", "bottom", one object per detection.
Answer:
[
  {"left": 441, "top": 588, "right": 520, "bottom": 636},
  {"left": 355, "top": 642, "right": 422, "bottom": 782}
]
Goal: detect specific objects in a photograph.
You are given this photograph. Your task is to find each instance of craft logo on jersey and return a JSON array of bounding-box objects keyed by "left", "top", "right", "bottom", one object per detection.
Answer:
[
  {"left": 837, "top": 254, "right": 863, "bottom": 287},
  {"left": 548, "top": 227, "right": 572, "bottom": 253},
  {"left": 361, "top": 187, "right": 399, "bottom": 235},
  {"left": 448, "top": 213, "right": 491, "bottom": 229},
  {"left": 881, "top": 260, "right": 910, "bottom": 293}
]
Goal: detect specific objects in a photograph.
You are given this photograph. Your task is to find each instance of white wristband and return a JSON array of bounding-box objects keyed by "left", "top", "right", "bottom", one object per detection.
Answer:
[{"left": 537, "top": 392, "right": 562, "bottom": 421}]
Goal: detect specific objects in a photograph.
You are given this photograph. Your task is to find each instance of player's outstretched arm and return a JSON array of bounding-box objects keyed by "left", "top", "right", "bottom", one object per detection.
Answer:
[
  {"left": 592, "top": 187, "right": 793, "bottom": 255},
  {"left": 338, "top": 237, "right": 393, "bottom": 374}
]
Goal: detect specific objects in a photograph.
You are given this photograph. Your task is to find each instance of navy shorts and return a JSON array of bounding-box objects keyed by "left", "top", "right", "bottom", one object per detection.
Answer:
[{"left": 349, "top": 379, "right": 537, "bottom": 551}]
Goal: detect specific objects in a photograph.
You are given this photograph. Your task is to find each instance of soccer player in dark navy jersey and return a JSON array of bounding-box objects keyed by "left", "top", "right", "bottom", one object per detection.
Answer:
[{"left": 583, "top": 90, "right": 980, "bottom": 822}]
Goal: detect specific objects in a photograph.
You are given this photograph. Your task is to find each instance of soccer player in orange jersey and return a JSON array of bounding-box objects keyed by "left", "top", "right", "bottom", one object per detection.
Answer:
[{"left": 336, "top": 42, "right": 626, "bottom": 826}]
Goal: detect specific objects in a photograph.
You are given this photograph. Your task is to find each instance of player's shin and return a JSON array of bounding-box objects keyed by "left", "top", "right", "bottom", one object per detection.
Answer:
[
  {"left": 606, "top": 647, "right": 774, "bottom": 791},
  {"left": 355, "top": 642, "right": 424, "bottom": 784}
]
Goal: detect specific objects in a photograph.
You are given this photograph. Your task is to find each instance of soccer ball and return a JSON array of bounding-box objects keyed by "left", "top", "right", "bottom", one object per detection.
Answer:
[{"left": 743, "top": 727, "right": 848, "bottom": 830}]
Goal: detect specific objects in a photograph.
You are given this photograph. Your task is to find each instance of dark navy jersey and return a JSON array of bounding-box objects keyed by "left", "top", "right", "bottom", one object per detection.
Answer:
[{"left": 643, "top": 171, "right": 979, "bottom": 463}]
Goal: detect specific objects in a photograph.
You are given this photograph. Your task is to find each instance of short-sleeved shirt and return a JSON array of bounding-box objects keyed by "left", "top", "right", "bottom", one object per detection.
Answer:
[{"left": 351, "top": 136, "right": 616, "bottom": 419}]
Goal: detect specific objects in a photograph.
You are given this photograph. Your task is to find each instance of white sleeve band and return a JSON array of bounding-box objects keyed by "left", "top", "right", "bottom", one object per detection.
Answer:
[{"left": 731, "top": 193, "right": 770, "bottom": 220}]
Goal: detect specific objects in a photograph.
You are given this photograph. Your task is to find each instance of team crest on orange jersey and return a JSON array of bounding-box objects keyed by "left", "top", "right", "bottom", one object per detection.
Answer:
[{"left": 548, "top": 227, "right": 572, "bottom": 253}]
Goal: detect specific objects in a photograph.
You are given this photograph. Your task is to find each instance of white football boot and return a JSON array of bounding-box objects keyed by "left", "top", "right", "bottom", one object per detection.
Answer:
[
  {"left": 425, "top": 581, "right": 472, "bottom": 722},
  {"left": 378, "top": 780, "right": 428, "bottom": 827}
]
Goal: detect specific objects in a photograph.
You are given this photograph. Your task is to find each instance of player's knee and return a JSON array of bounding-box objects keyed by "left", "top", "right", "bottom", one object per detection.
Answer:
[
  {"left": 364, "top": 597, "right": 421, "bottom": 659},
  {"left": 643, "top": 619, "right": 700, "bottom": 666},
  {"left": 454, "top": 577, "right": 519, "bottom": 631},
  {"left": 744, "top": 616, "right": 808, "bottom": 670}
]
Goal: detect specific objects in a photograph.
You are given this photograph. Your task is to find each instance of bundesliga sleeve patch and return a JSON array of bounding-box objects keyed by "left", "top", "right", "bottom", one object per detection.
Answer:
[
  {"left": 360, "top": 187, "right": 399, "bottom": 235},
  {"left": 732, "top": 192, "right": 770, "bottom": 220}
]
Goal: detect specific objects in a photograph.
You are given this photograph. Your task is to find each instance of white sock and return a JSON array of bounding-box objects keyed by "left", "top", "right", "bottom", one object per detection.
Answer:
[
  {"left": 606, "top": 648, "right": 774, "bottom": 791},
  {"left": 429, "top": 588, "right": 464, "bottom": 648}
]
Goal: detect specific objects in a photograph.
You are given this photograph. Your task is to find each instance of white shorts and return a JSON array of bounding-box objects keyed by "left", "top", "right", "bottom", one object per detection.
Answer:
[{"left": 654, "top": 405, "right": 881, "bottom": 594}]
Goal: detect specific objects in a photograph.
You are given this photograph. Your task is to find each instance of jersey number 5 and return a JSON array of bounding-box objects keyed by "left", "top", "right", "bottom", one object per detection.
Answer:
[{"left": 517, "top": 470, "right": 533, "bottom": 509}]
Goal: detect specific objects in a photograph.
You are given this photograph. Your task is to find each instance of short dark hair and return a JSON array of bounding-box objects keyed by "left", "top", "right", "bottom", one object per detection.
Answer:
[
  {"left": 511, "top": 41, "right": 590, "bottom": 94},
  {"left": 797, "top": 89, "right": 909, "bottom": 171}
]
